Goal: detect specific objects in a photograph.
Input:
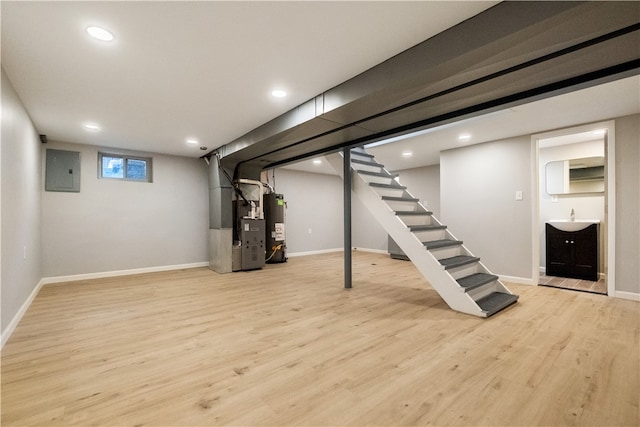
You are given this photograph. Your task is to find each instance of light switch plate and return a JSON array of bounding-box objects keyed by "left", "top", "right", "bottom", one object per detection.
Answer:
[{"left": 515, "top": 190, "right": 523, "bottom": 201}]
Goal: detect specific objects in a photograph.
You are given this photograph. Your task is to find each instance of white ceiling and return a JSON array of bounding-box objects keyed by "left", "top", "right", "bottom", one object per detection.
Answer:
[
  {"left": 286, "top": 74, "right": 639, "bottom": 174},
  {"left": 1, "top": 1, "right": 498, "bottom": 158}
]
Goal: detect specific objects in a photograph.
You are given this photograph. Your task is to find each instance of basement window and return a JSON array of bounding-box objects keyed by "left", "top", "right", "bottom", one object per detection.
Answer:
[{"left": 99, "top": 152, "right": 153, "bottom": 182}]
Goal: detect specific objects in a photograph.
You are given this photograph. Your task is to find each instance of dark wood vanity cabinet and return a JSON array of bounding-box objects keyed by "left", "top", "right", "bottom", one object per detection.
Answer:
[{"left": 546, "top": 223, "right": 598, "bottom": 281}]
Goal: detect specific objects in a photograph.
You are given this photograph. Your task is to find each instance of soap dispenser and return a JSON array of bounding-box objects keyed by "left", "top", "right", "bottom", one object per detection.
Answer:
[{"left": 570, "top": 208, "right": 575, "bottom": 221}]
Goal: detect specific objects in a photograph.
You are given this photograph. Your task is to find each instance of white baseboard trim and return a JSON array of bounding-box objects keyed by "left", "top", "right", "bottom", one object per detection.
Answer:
[
  {"left": 353, "top": 247, "right": 388, "bottom": 255},
  {"left": 41, "top": 262, "right": 209, "bottom": 285},
  {"left": 288, "top": 247, "right": 389, "bottom": 257},
  {"left": 287, "top": 248, "right": 344, "bottom": 257},
  {"left": 614, "top": 291, "right": 640, "bottom": 301},
  {"left": 1, "top": 278, "right": 45, "bottom": 349},
  {"left": 2, "top": 262, "right": 210, "bottom": 349},
  {"left": 499, "top": 274, "right": 534, "bottom": 286}
]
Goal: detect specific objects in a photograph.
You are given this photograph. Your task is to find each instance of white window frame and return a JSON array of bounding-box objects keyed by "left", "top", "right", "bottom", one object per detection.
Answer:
[{"left": 98, "top": 152, "right": 153, "bottom": 183}]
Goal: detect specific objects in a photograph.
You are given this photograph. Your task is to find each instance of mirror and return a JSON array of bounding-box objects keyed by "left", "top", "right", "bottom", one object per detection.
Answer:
[{"left": 545, "top": 156, "right": 605, "bottom": 195}]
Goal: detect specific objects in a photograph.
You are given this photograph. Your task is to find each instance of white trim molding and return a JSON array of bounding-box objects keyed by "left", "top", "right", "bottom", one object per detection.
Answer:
[
  {"left": 614, "top": 291, "right": 640, "bottom": 302},
  {"left": 1, "top": 278, "right": 46, "bottom": 349},
  {"left": 41, "top": 262, "right": 209, "bottom": 285},
  {"left": 499, "top": 275, "right": 534, "bottom": 286},
  {"left": 1, "top": 262, "right": 209, "bottom": 349},
  {"left": 353, "top": 247, "right": 388, "bottom": 255},
  {"left": 287, "top": 248, "right": 344, "bottom": 257},
  {"left": 288, "top": 248, "right": 390, "bottom": 257}
]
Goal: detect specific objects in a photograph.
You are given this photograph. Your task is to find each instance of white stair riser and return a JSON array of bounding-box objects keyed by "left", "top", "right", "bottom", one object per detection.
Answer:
[
  {"left": 428, "top": 245, "right": 468, "bottom": 260},
  {"left": 358, "top": 174, "right": 396, "bottom": 185},
  {"left": 467, "top": 281, "right": 499, "bottom": 301},
  {"left": 372, "top": 187, "right": 406, "bottom": 198},
  {"left": 351, "top": 153, "right": 374, "bottom": 163},
  {"left": 397, "top": 215, "right": 433, "bottom": 226},
  {"left": 443, "top": 262, "right": 480, "bottom": 279},
  {"left": 413, "top": 229, "right": 448, "bottom": 242},
  {"left": 352, "top": 163, "right": 384, "bottom": 173},
  {"left": 384, "top": 200, "right": 420, "bottom": 211},
  {"left": 447, "top": 263, "right": 487, "bottom": 280}
]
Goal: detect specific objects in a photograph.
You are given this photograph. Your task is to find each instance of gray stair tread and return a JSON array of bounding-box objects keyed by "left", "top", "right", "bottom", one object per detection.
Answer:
[
  {"left": 423, "top": 239, "right": 462, "bottom": 249},
  {"left": 476, "top": 292, "right": 519, "bottom": 316},
  {"left": 357, "top": 170, "right": 398, "bottom": 178},
  {"left": 457, "top": 273, "right": 499, "bottom": 291},
  {"left": 369, "top": 182, "right": 407, "bottom": 190},
  {"left": 395, "top": 210, "right": 433, "bottom": 216},
  {"left": 352, "top": 158, "right": 382, "bottom": 168},
  {"left": 439, "top": 255, "right": 480, "bottom": 270},
  {"left": 381, "top": 196, "right": 419, "bottom": 202},
  {"left": 409, "top": 224, "right": 446, "bottom": 231}
]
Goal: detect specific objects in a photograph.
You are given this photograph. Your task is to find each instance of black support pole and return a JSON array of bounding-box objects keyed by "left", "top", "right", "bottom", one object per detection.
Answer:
[{"left": 343, "top": 147, "right": 352, "bottom": 289}]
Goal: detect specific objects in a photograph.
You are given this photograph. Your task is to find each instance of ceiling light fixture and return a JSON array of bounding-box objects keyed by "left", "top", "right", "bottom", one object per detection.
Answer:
[
  {"left": 458, "top": 133, "right": 471, "bottom": 141},
  {"left": 402, "top": 151, "right": 413, "bottom": 158},
  {"left": 186, "top": 138, "right": 199, "bottom": 145},
  {"left": 83, "top": 123, "right": 101, "bottom": 131},
  {"left": 86, "top": 26, "right": 114, "bottom": 42},
  {"left": 313, "top": 159, "right": 322, "bottom": 165},
  {"left": 271, "top": 89, "right": 287, "bottom": 98}
]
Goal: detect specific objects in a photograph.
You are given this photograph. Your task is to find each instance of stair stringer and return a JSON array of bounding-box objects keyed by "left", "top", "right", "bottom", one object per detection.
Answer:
[{"left": 325, "top": 153, "right": 488, "bottom": 317}]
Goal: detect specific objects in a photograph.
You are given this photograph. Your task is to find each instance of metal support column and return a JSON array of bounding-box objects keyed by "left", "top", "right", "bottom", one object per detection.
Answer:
[{"left": 343, "top": 147, "right": 352, "bottom": 289}]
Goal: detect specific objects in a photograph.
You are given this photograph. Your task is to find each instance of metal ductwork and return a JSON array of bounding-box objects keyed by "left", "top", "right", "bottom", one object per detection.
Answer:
[
  {"left": 211, "top": 1, "right": 639, "bottom": 176},
  {"left": 208, "top": 1, "right": 639, "bottom": 273}
]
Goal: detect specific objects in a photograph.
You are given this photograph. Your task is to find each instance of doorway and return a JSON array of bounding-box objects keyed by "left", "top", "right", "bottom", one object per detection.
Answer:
[{"left": 532, "top": 121, "right": 616, "bottom": 296}]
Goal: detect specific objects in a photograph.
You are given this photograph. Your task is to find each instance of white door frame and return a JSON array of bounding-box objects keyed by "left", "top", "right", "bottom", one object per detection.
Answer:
[{"left": 531, "top": 120, "right": 616, "bottom": 296}]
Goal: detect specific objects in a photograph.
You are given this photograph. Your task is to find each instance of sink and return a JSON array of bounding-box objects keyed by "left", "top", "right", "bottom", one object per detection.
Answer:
[{"left": 547, "top": 220, "right": 600, "bottom": 232}]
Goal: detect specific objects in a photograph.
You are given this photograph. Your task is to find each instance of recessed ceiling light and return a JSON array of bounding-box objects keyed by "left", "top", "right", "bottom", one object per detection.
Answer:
[
  {"left": 271, "top": 89, "right": 287, "bottom": 98},
  {"left": 86, "top": 26, "right": 114, "bottom": 42},
  {"left": 402, "top": 151, "right": 413, "bottom": 158},
  {"left": 186, "top": 138, "right": 199, "bottom": 145},
  {"left": 313, "top": 159, "right": 322, "bottom": 165},
  {"left": 458, "top": 133, "right": 471, "bottom": 141},
  {"left": 83, "top": 123, "right": 101, "bottom": 131}
]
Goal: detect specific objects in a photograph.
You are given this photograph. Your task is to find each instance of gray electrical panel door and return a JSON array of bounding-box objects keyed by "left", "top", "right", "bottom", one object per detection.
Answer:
[{"left": 45, "top": 149, "right": 81, "bottom": 192}]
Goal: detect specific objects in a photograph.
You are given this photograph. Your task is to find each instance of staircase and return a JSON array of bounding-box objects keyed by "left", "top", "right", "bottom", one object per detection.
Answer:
[{"left": 326, "top": 148, "right": 518, "bottom": 317}]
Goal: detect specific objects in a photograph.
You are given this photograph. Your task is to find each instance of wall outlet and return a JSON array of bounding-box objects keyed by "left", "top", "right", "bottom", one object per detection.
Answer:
[{"left": 515, "top": 190, "right": 523, "bottom": 201}]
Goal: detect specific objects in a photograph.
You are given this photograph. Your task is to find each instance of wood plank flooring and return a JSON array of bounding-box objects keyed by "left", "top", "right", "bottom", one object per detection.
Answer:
[{"left": 2, "top": 251, "right": 638, "bottom": 426}]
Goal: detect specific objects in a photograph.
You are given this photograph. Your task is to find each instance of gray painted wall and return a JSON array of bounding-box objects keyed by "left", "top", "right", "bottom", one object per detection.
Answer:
[
  {"left": 42, "top": 141, "right": 209, "bottom": 277},
  {"left": 396, "top": 165, "right": 441, "bottom": 218},
  {"left": 615, "top": 114, "right": 640, "bottom": 294},
  {"left": 270, "top": 168, "right": 344, "bottom": 254},
  {"left": 352, "top": 187, "right": 388, "bottom": 252},
  {"left": 272, "top": 168, "right": 390, "bottom": 253},
  {"left": 1, "top": 69, "right": 43, "bottom": 335},
  {"left": 440, "top": 136, "right": 533, "bottom": 279}
]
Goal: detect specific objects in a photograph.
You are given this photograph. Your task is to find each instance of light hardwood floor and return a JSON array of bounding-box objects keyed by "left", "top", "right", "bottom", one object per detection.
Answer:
[{"left": 2, "top": 251, "right": 638, "bottom": 426}]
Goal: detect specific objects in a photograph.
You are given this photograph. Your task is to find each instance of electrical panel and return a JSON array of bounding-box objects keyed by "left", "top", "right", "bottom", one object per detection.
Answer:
[{"left": 45, "top": 149, "right": 80, "bottom": 192}]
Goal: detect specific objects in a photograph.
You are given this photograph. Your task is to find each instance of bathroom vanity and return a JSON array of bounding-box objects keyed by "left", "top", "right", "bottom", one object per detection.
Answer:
[{"left": 545, "top": 221, "right": 599, "bottom": 281}]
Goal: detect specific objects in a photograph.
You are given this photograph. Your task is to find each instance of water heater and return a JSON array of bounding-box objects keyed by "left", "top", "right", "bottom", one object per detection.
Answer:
[{"left": 264, "top": 193, "right": 287, "bottom": 263}]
